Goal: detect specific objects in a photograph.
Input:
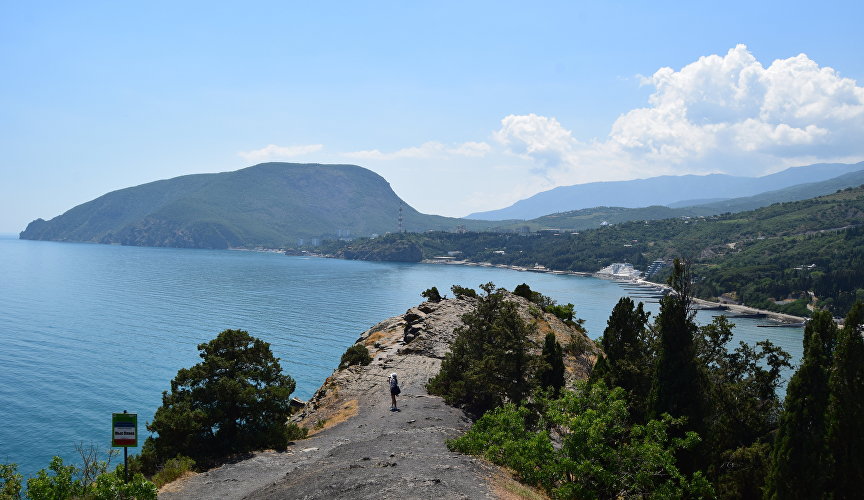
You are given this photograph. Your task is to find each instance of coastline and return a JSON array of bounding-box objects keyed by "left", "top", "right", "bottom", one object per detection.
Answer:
[{"left": 419, "top": 258, "right": 809, "bottom": 326}]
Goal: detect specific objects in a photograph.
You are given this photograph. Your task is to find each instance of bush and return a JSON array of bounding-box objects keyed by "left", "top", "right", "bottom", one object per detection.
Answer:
[
  {"left": 450, "top": 382, "right": 714, "bottom": 499},
  {"left": 450, "top": 285, "right": 478, "bottom": 299},
  {"left": 141, "top": 329, "right": 297, "bottom": 472},
  {"left": 421, "top": 286, "right": 442, "bottom": 302},
  {"left": 7, "top": 454, "right": 157, "bottom": 500},
  {"left": 284, "top": 423, "right": 309, "bottom": 441},
  {"left": 1, "top": 463, "right": 22, "bottom": 499},
  {"left": 339, "top": 344, "right": 372, "bottom": 370}
]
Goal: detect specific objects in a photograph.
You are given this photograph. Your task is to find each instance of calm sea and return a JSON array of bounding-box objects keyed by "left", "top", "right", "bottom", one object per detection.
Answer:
[{"left": 0, "top": 235, "right": 804, "bottom": 476}]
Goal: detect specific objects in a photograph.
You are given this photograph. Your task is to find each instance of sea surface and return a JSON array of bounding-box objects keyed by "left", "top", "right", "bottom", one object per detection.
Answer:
[{"left": 0, "top": 235, "right": 804, "bottom": 477}]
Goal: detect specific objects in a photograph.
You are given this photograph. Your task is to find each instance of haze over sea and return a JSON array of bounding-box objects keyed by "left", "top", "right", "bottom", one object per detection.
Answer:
[{"left": 0, "top": 235, "right": 804, "bottom": 476}]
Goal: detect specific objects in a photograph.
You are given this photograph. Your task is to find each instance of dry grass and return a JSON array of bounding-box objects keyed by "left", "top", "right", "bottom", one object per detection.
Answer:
[
  {"left": 490, "top": 470, "right": 548, "bottom": 500},
  {"left": 306, "top": 399, "right": 359, "bottom": 436},
  {"left": 156, "top": 470, "right": 198, "bottom": 494}
]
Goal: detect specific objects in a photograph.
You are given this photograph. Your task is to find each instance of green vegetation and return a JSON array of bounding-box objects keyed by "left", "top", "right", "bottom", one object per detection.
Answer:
[
  {"left": 449, "top": 384, "right": 713, "bottom": 499},
  {"left": 427, "top": 283, "right": 532, "bottom": 416},
  {"left": 589, "top": 296, "right": 653, "bottom": 421},
  {"left": 825, "top": 302, "right": 864, "bottom": 498},
  {"left": 339, "top": 344, "right": 372, "bottom": 370},
  {"left": 439, "top": 271, "right": 816, "bottom": 497},
  {"left": 648, "top": 260, "right": 707, "bottom": 460},
  {"left": 537, "top": 333, "right": 565, "bottom": 396},
  {"left": 449, "top": 284, "right": 478, "bottom": 299},
  {"left": 1, "top": 447, "right": 156, "bottom": 500},
  {"left": 141, "top": 329, "right": 303, "bottom": 472},
  {"left": 326, "top": 186, "right": 864, "bottom": 315},
  {"left": 420, "top": 286, "right": 442, "bottom": 302},
  {"left": 765, "top": 304, "right": 864, "bottom": 499}
]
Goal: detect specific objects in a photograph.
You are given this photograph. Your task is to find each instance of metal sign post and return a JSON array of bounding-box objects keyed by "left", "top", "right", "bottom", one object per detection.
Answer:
[{"left": 112, "top": 411, "right": 137, "bottom": 483}]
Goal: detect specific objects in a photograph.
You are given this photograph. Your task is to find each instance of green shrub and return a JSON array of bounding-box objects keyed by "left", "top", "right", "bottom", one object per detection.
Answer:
[
  {"left": 450, "top": 382, "right": 714, "bottom": 499},
  {"left": 450, "top": 285, "right": 478, "bottom": 299},
  {"left": 339, "top": 344, "right": 372, "bottom": 370},
  {"left": 15, "top": 455, "right": 156, "bottom": 500},
  {"left": 421, "top": 286, "right": 442, "bottom": 302},
  {"left": 284, "top": 423, "right": 309, "bottom": 441}
]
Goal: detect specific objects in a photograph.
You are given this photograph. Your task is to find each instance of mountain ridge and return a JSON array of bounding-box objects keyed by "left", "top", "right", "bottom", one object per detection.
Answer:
[{"left": 467, "top": 161, "right": 864, "bottom": 220}]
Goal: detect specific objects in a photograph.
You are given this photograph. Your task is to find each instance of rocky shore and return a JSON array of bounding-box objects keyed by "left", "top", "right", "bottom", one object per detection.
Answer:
[{"left": 160, "top": 291, "right": 598, "bottom": 499}]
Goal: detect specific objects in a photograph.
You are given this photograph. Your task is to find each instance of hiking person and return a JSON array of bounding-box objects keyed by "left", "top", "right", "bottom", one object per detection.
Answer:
[{"left": 388, "top": 372, "right": 400, "bottom": 411}]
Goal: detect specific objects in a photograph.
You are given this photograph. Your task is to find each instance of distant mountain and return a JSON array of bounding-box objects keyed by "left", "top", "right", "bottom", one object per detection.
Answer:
[
  {"left": 497, "top": 168, "right": 864, "bottom": 232},
  {"left": 682, "top": 169, "right": 864, "bottom": 213},
  {"left": 19, "top": 163, "right": 497, "bottom": 249},
  {"left": 466, "top": 161, "right": 864, "bottom": 220}
]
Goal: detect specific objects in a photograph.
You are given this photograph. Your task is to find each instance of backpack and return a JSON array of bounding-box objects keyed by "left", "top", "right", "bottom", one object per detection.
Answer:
[{"left": 390, "top": 375, "right": 400, "bottom": 394}]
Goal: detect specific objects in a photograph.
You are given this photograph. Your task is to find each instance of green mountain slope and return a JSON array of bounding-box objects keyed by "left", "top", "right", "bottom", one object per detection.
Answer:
[{"left": 19, "top": 163, "right": 498, "bottom": 248}]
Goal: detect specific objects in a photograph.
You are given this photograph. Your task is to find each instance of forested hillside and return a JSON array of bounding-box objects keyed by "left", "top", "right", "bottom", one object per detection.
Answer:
[{"left": 322, "top": 186, "right": 864, "bottom": 316}]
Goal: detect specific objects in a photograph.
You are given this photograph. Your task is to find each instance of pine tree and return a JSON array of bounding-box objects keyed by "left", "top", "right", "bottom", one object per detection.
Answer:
[
  {"left": 825, "top": 302, "right": 864, "bottom": 499},
  {"left": 427, "top": 283, "right": 532, "bottom": 416},
  {"left": 141, "top": 329, "right": 298, "bottom": 471},
  {"left": 765, "top": 310, "right": 836, "bottom": 499}
]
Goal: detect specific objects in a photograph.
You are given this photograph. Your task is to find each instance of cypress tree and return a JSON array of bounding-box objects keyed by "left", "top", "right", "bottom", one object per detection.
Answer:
[
  {"left": 648, "top": 259, "right": 707, "bottom": 471},
  {"left": 765, "top": 310, "right": 836, "bottom": 499},
  {"left": 539, "top": 332, "right": 565, "bottom": 396},
  {"left": 648, "top": 259, "right": 705, "bottom": 430},
  {"left": 825, "top": 302, "right": 864, "bottom": 498},
  {"left": 592, "top": 296, "right": 652, "bottom": 420}
]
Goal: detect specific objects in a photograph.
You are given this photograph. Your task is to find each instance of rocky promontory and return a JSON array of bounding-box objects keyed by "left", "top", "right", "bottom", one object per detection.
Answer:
[{"left": 160, "top": 292, "right": 598, "bottom": 500}]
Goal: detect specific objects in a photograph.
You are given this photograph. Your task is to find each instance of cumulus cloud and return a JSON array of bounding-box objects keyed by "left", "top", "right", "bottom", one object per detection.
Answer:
[
  {"left": 494, "top": 45, "right": 864, "bottom": 183},
  {"left": 343, "top": 141, "right": 491, "bottom": 160},
  {"left": 238, "top": 144, "right": 324, "bottom": 162}
]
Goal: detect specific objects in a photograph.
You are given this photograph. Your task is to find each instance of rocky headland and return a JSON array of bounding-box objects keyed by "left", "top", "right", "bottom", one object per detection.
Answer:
[{"left": 160, "top": 292, "right": 598, "bottom": 499}]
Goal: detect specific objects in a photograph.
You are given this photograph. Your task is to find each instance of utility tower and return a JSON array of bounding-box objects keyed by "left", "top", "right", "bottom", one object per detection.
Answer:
[{"left": 398, "top": 204, "right": 404, "bottom": 233}]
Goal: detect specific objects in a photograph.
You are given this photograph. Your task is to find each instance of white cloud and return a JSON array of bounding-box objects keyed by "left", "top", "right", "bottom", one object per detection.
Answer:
[
  {"left": 492, "top": 45, "right": 864, "bottom": 184},
  {"left": 238, "top": 144, "right": 324, "bottom": 162},
  {"left": 343, "top": 141, "right": 491, "bottom": 160}
]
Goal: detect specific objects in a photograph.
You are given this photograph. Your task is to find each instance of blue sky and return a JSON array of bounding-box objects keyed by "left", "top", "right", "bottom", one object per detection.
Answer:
[{"left": 2, "top": 1, "right": 863, "bottom": 232}]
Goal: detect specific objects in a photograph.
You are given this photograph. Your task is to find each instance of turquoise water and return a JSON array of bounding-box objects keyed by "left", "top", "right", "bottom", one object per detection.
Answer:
[{"left": 0, "top": 236, "right": 803, "bottom": 476}]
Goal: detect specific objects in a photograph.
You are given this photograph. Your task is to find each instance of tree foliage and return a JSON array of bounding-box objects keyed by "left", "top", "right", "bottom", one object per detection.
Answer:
[
  {"left": 449, "top": 382, "right": 713, "bottom": 499},
  {"left": 825, "top": 302, "right": 864, "bottom": 498},
  {"left": 590, "top": 296, "right": 653, "bottom": 421},
  {"left": 766, "top": 310, "right": 836, "bottom": 499},
  {"left": 1, "top": 451, "right": 156, "bottom": 500},
  {"left": 420, "top": 286, "right": 442, "bottom": 302},
  {"left": 141, "top": 329, "right": 299, "bottom": 471},
  {"left": 648, "top": 259, "right": 707, "bottom": 441},
  {"left": 427, "top": 283, "right": 532, "bottom": 416},
  {"left": 537, "top": 332, "right": 565, "bottom": 396}
]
